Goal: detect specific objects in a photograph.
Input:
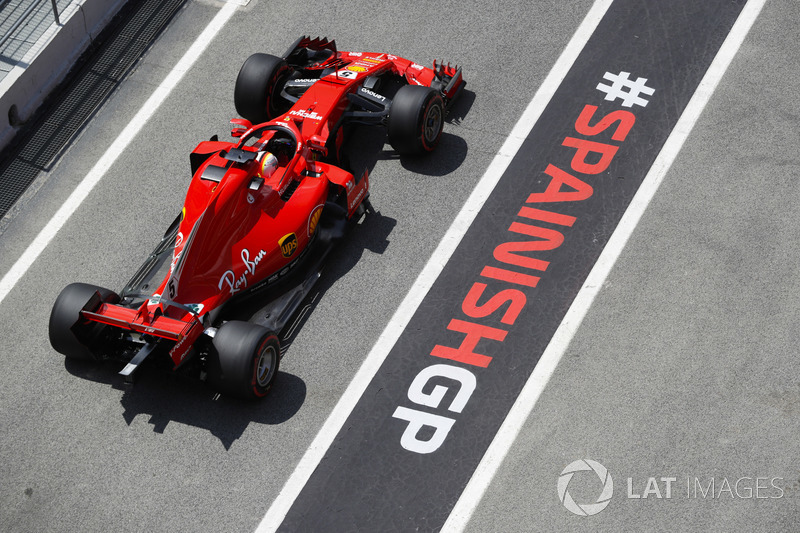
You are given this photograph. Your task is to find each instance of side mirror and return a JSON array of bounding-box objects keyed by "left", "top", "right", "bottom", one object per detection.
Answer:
[
  {"left": 308, "top": 134, "right": 328, "bottom": 157},
  {"left": 230, "top": 118, "right": 252, "bottom": 138}
]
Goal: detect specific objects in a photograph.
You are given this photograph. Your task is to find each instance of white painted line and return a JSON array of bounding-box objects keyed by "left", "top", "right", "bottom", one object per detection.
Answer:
[
  {"left": 254, "top": 1, "right": 616, "bottom": 530},
  {"left": 442, "top": 0, "right": 767, "bottom": 530},
  {"left": 0, "top": 2, "right": 238, "bottom": 306}
]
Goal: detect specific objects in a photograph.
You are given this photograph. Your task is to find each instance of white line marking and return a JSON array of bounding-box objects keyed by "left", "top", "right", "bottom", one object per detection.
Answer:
[
  {"left": 0, "top": 2, "right": 238, "bottom": 306},
  {"left": 254, "top": 1, "right": 616, "bottom": 530},
  {"left": 442, "top": 0, "right": 767, "bottom": 530}
]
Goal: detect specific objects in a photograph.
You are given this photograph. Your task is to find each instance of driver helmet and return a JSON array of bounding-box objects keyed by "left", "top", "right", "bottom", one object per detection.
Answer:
[{"left": 257, "top": 151, "right": 279, "bottom": 179}]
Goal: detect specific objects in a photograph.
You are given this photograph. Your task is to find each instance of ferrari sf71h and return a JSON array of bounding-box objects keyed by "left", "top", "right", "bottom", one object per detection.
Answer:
[{"left": 49, "top": 37, "right": 465, "bottom": 399}]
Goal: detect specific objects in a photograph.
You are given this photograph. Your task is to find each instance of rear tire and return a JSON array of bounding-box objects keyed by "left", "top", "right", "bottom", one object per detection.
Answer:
[
  {"left": 207, "top": 321, "right": 280, "bottom": 399},
  {"left": 234, "top": 53, "right": 290, "bottom": 124},
  {"left": 387, "top": 85, "right": 445, "bottom": 154},
  {"left": 49, "top": 283, "right": 119, "bottom": 361}
]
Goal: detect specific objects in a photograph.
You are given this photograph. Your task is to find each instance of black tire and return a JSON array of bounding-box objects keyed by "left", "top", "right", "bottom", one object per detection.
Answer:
[
  {"left": 207, "top": 321, "right": 280, "bottom": 399},
  {"left": 234, "top": 53, "right": 290, "bottom": 124},
  {"left": 387, "top": 85, "right": 445, "bottom": 155},
  {"left": 49, "top": 283, "right": 119, "bottom": 361}
]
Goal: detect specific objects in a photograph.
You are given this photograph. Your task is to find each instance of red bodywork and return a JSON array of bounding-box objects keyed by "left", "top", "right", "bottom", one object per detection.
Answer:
[{"left": 79, "top": 42, "right": 464, "bottom": 368}]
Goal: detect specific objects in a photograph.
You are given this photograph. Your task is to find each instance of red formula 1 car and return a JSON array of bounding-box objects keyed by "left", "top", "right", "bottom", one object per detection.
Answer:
[{"left": 49, "top": 37, "right": 465, "bottom": 399}]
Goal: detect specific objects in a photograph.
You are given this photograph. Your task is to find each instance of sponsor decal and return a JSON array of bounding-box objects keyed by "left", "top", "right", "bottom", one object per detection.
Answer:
[
  {"left": 218, "top": 248, "right": 267, "bottom": 295},
  {"left": 362, "top": 57, "right": 382, "bottom": 64},
  {"left": 278, "top": 177, "right": 293, "bottom": 197},
  {"left": 289, "top": 109, "right": 324, "bottom": 121},
  {"left": 308, "top": 205, "right": 324, "bottom": 237},
  {"left": 348, "top": 65, "right": 367, "bottom": 73},
  {"left": 169, "top": 333, "right": 192, "bottom": 362},
  {"left": 148, "top": 294, "right": 161, "bottom": 305},
  {"left": 247, "top": 192, "right": 255, "bottom": 204},
  {"left": 349, "top": 185, "right": 366, "bottom": 210},
  {"left": 279, "top": 233, "right": 298, "bottom": 258},
  {"left": 169, "top": 232, "right": 185, "bottom": 275},
  {"left": 360, "top": 88, "right": 386, "bottom": 101},
  {"left": 348, "top": 52, "right": 362, "bottom": 57},
  {"left": 167, "top": 234, "right": 183, "bottom": 297},
  {"left": 391, "top": 71, "right": 648, "bottom": 454},
  {"left": 169, "top": 253, "right": 182, "bottom": 275},
  {"left": 410, "top": 63, "right": 424, "bottom": 71}
]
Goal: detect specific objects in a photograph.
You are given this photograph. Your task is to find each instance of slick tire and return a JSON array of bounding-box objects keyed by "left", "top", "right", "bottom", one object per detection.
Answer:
[
  {"left": 49, "top": 283, "right": 119, "bottom": 361},
  {"left": 208, "top": 321, "right": 280, "bottom": 400},
  {"left": 234, "top": 53, "right": 290, "bottom": 124},
  {"left": 387, "top": 85, "right": 445, "bottom": 155}
]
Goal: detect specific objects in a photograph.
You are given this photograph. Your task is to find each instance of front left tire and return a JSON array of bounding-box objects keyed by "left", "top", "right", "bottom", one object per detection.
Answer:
[{"left": 234, "top": 53, "right": 290, "bottom": 124}]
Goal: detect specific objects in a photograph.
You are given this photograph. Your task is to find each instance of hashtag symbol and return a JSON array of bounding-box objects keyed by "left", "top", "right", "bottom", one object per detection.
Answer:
[{"left": 596, "top": 71, "right": 655, "bottom": 108}]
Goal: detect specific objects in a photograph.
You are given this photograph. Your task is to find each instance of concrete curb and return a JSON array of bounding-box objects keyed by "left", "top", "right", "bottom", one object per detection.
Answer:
[{"left": 0, "top": 0, "right": 128, "bottom": 153}]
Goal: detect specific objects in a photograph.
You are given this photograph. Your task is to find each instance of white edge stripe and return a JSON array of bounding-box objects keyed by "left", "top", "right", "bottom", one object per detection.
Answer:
[
  {"left": 255, "top": 0, "right": 615, "bottom": 530},
  {"left": 442, "top": 0, "right": 767, "bottom": 530},
  {"left": 0, "top": 2, "right": 238, "bottom": 306}
]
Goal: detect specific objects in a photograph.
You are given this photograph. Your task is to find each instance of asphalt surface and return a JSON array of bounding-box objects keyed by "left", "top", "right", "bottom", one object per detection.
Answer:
[{"left": 0, "top": 0, "right": 797, "bottom": 532}]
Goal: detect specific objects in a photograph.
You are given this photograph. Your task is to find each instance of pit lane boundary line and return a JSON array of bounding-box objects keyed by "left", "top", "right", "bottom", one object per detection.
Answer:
[
  {"left": 442, "top": 0, "right": 768, "bottom": 530},
  {"left": 0, "top": 2, "right": 238, "bottom": 307},
  {"left": 255, "top": 0, "right": 616, "bottom": 529}
]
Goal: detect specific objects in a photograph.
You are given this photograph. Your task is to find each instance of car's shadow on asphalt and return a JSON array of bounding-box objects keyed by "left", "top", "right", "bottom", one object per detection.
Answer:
[{"left": 65, "top": 358, "right": 306, "bottom": 450}]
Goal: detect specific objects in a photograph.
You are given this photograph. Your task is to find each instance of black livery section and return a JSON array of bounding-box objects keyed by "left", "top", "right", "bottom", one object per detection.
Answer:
[{"left": 279, "top": 0, "right": 748, "bottom": 530}]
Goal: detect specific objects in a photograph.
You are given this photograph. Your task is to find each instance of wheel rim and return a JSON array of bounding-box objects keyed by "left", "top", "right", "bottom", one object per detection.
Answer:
[
  {"left": 255, "top": 344, "right": 277, "bottom": 387},
  {"left": 423, "top": 103, "right": 443, "bottom": 144}
]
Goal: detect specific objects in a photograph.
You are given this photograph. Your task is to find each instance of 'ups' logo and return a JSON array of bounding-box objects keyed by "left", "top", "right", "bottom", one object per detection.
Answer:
[{"left": 279, "top": 233, "right": 298, "bottom": 258}]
